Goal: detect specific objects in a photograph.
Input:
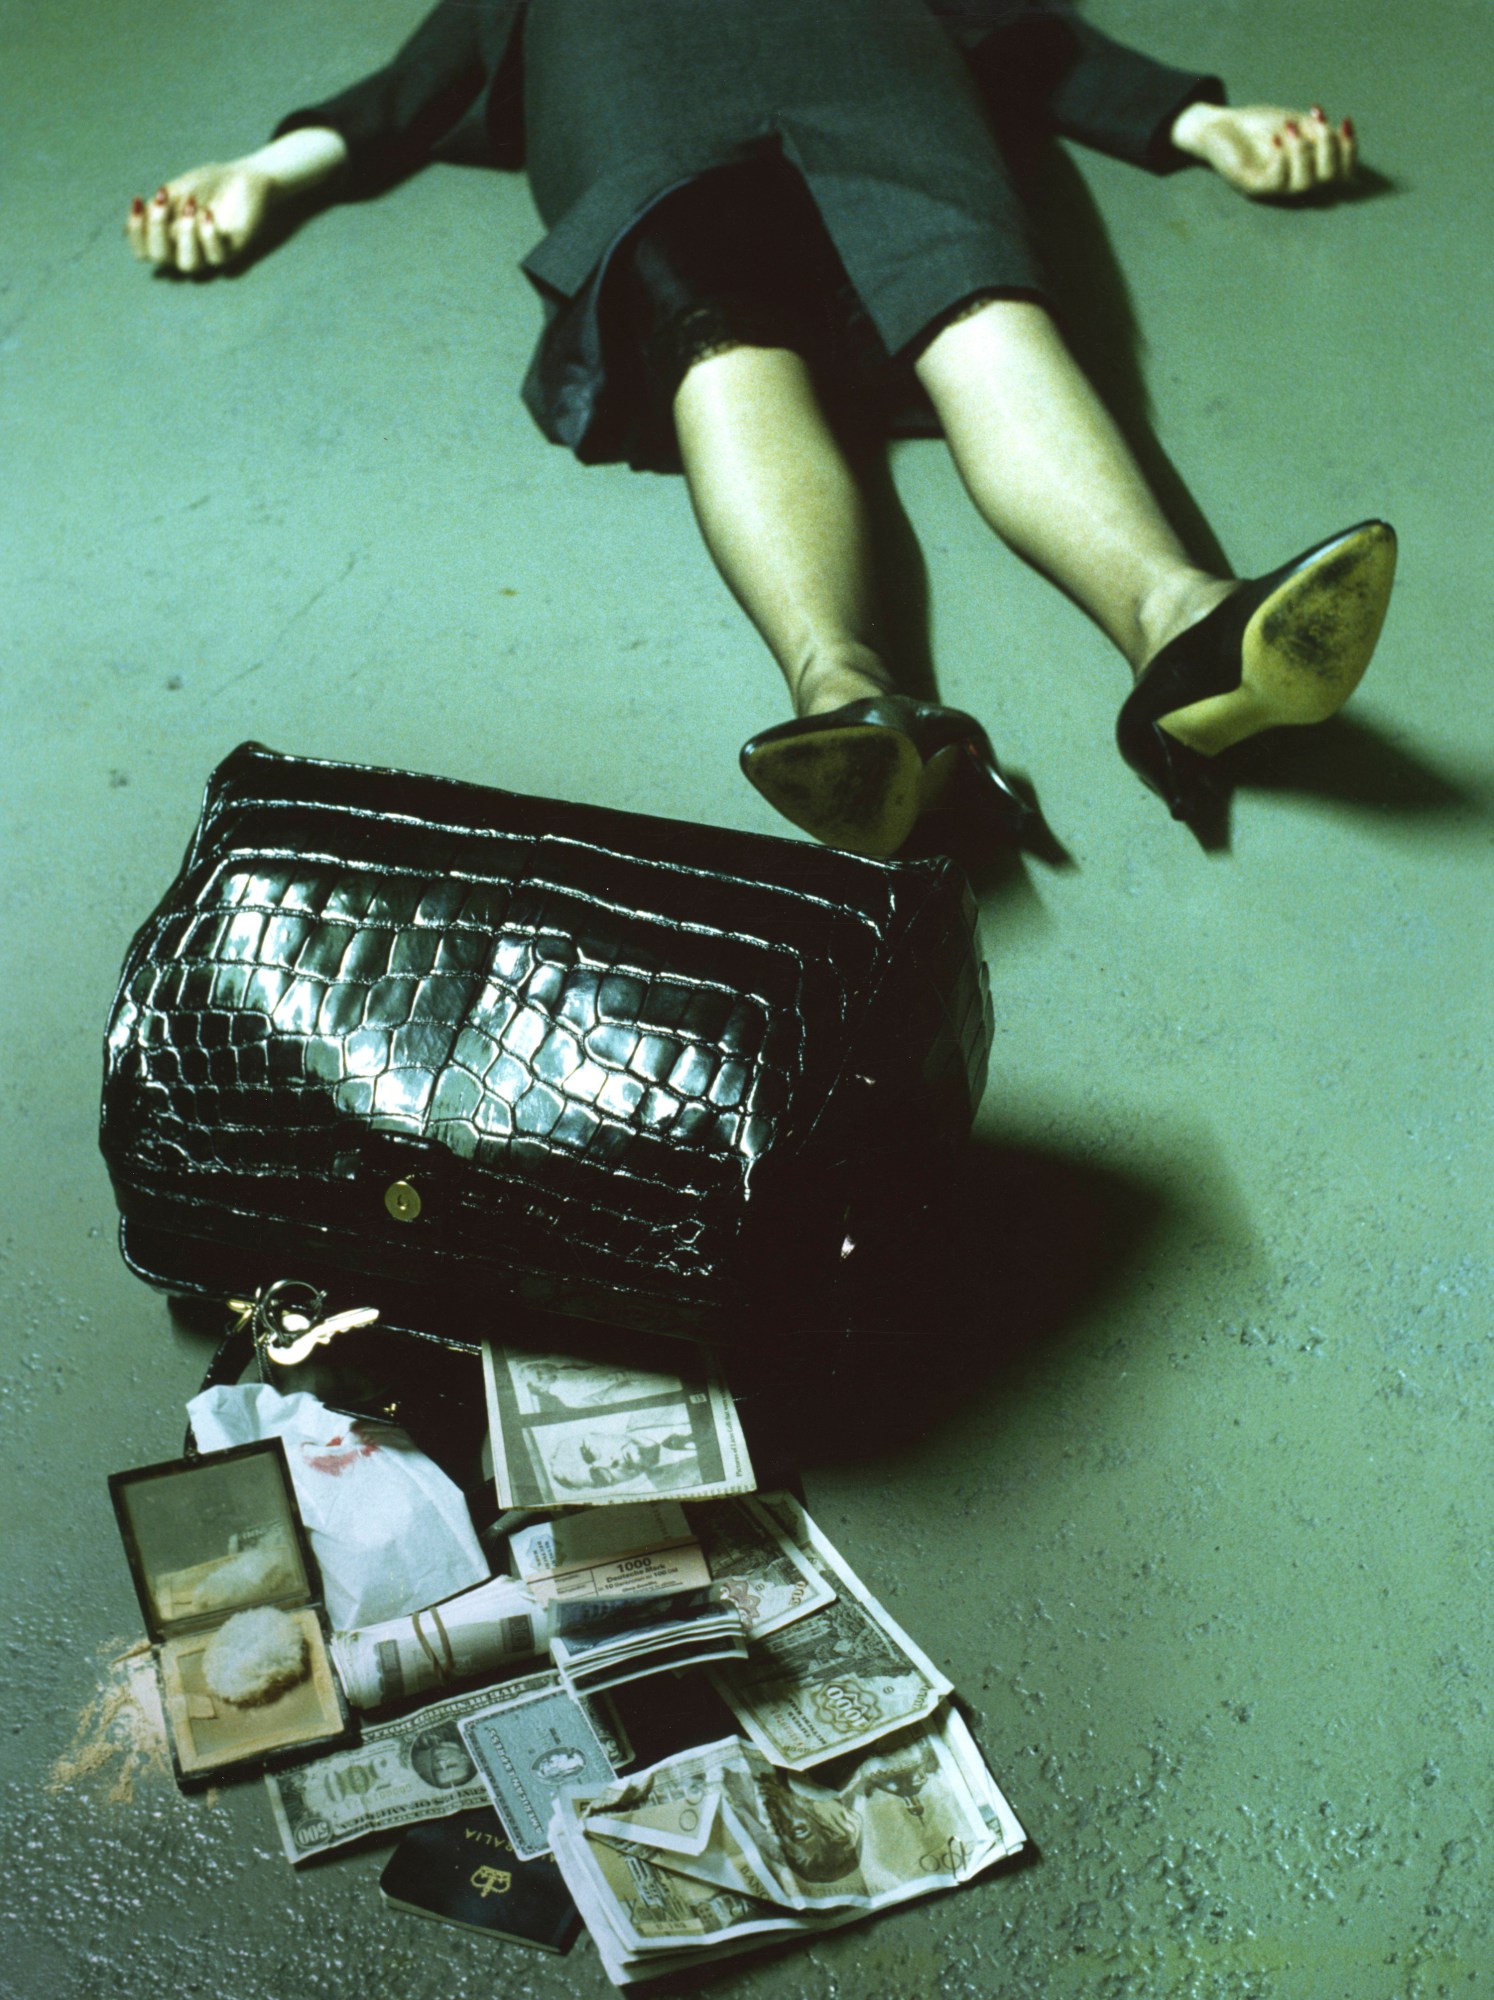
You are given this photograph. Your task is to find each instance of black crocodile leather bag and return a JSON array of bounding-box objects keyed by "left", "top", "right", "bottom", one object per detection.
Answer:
[{"left": 100, "top": 743, "right": 991, "bottom": 1350}]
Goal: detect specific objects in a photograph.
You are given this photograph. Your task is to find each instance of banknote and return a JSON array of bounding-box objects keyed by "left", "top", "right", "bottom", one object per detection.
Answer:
[
  {"left": 550, "top": 1807, "right": 819, "bottom": 1986},
  {"left": 708, "top": 1494, "right": 952, "bottom": 1768},
  {"left": 264, "top": 1671, "right": 628, "bottom": 1864},
  {"left": 548, "top": 1712, "right": 1027, "bottom": 1982},
  {"left": 482, "top": 1341, "right": 754, "bottom": 1510},
  {"left": 509, "top": 1500, "right": 709, "bottom": 1604},
  {"left": 458, "top": 1684, "right": 622, "bottom": 1861},
  {"left": 587, "top": 1714, "right": 1024, "bottom": 1915},
  {"left": 551, "top": 1588, "right": 746, "bottom": 1696},
  {"left": 687, "top": 1494, "right": 835, "bottom": 1638}
]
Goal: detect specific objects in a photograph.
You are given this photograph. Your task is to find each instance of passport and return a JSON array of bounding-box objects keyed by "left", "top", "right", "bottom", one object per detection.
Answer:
[{"left": 378, "top": 1808, "right": 581, "bottom": 1953}]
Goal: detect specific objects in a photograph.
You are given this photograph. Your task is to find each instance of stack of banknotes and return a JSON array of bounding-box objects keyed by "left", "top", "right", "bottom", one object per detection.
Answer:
[
  {"left": 537, "top": 1491, "right": 1026, "bottom": 1981},
  {"left": 549, "top": 1713, "right": 1025, "bottom": 1983},
  {"left": 550, "top": 1585, "right": 747, "bottom": 1694},
  {"left": 509, "top": 1496, "right": 747, "bottom": 1694},
  {"left": 259, "top": 1344, "right": 1025, "bottom": 1983},
  {"left": 482, "top": 1339, "right": 756, "bottom": 1510}
]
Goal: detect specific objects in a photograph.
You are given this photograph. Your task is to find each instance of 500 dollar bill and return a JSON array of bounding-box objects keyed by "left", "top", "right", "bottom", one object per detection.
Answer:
[{"left": 264, "top": 1671, "right": 626, "bottom": 1863}]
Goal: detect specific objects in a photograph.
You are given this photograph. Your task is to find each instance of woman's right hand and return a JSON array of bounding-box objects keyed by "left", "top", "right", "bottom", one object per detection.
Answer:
[
  {"left": 126, "top": 161, "right": 276, "bottom": 274},
  {"left": 125, "top": 130, "right": 348, "bottom": 275}
]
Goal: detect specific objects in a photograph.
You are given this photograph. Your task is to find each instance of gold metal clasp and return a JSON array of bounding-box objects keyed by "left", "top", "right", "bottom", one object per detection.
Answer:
[{"left": 385, "top": 1179, "right": 422, "bottom": 1223}]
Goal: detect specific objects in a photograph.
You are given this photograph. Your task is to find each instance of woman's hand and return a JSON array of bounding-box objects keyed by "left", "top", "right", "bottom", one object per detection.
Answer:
[
  {"left": 126, "top": 161, "right": 276, "bottom": 273},
  {"left": 125, "top": 129, "right": 349, "bottom": 274},
  {"left": 1171, "top": 102, "right": 1358, "bottom": 198}
]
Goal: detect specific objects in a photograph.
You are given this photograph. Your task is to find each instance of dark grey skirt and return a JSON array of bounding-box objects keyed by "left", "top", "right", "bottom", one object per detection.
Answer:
[
  {"left": 517, "top": 0, "right": 1058, "bottom": 470},
  {"left": 521, "top": 144, "right": 1046, "bottom": 473}
]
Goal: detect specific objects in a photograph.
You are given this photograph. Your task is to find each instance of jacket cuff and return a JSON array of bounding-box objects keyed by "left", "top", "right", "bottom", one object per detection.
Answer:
[
  {"left": 272, "top": 83, "right": 408, "bottom": 202},
  {"left": 1144, "top": 76, "right": 1228, "bottom": 175},
  {"left": 1048, "top": 19, "right": 1226, "bottom": 175}
]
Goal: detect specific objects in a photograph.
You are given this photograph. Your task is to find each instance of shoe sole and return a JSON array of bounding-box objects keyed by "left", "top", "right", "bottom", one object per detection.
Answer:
[
  {"left": 1159, "top": 522, "right": 1397, "bottom": 756},
  {"left": 743, "top": 726, "right": 958, "bottom": 858}
]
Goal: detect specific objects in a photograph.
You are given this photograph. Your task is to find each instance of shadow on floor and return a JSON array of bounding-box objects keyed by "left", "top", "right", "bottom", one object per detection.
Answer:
[
  {"left": 731, "top": 1130, "right": 1173, "bottom": 1483},
  {"left": 160, "top": 1118, "right": 1180, "bottom": 1501},
  {"left": 1163, "top": 711, "right": 1491, "bottom": 856},
  {"left": 1228, "top": 710, "right": 1491, "bottom": 816}
]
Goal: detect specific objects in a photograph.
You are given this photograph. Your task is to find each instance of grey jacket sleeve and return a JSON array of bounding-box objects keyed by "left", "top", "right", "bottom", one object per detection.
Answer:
[
  {"left": 1048, "top": 14, "right": 1224, "bottom": 172},
  {"left": 936, "top": 0, "right": 1224, "bottom": 172},
  {"left": 273, "top": 0, "right": 524, "bottom": 198}
]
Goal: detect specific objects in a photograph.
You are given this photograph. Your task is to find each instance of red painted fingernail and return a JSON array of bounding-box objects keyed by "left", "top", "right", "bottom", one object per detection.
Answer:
[
  {"left": 1312, "top": 105, "right": 1326, "bottom": 121},
  {"left": 1342, "top": 116, "right": 1355, "bottom": 138},
  {"left": 154, "top": 187, "right": 169, "bottom": 204},
  {"left": 131, "top": 196, "right": 145, "bottom": 216},
  {"left": 1273, "top": 135, "right": 1283, "bottom": 149},
  {"left": 203, "top": 207, "right": 215, "bottom": 223},
  {"left": 182, "top": 196, "right": 196, "bottom": 213},
  {"left": 1285, "top": 120, "right": 1300, "bottom": 136}
]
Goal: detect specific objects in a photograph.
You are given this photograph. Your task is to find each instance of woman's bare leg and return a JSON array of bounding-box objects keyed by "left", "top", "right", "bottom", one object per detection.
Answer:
[
  {"left": 914, "top": 299, "right": 1233, "bottom": 675},
  {"left": 673, "top": 344, "right": 895, "bottom": 717}
]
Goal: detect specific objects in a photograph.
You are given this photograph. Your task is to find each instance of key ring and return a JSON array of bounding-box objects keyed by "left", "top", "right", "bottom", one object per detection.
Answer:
[{"left": 252, "top": 1279, "right": 328, "bottom": 1375}]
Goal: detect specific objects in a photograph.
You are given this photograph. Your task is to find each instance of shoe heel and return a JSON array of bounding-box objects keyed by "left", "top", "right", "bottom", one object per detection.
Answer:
[
  {"left": 946, "top": 738, "right": 1033, "bottom": 839},
  {"left": 920, "top": 742, "right": 965, "bottom": 811},
  {"left": 742, "top": 695, "right": 1027, "bottom": 855}
]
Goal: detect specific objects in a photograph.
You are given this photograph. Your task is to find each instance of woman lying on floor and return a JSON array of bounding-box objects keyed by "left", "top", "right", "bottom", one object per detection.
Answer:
[{"left": 126, "top": 0, "right": 1396, "bottom": 855}]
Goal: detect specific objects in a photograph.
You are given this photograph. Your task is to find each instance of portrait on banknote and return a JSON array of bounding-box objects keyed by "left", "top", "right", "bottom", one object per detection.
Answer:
[
  {"left": 546, "top": 1412, "right": 704, "bottom": 1495},
  {"left": 511, "top": 1358, "right": 645, "bottom": 1412},
  {"left": 484, "top": 1342, "right": 754, "bottom": 1508},
  {"left": 761, "top": 1786, "right": 865, "bottom": 1883},
  {"left": 408, "top": 1728, "right": 480, "bottom": 1792}
]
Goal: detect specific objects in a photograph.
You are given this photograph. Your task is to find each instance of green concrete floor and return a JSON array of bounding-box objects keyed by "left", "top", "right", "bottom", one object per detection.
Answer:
[{"left": 3, "top": 2, "right": 1490, "bottom": 1995}]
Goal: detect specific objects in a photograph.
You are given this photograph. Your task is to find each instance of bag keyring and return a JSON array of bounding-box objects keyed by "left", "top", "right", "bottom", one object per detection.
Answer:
[{"left": 251, "top": 1279, "right": 327, "bottom": 1375}]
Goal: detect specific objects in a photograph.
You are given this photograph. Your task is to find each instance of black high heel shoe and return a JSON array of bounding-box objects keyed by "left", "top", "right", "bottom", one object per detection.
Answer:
[
  {"left": 1118, "top": 520, "right": 1398, "bottom": 823},
  {"left": 739, "top": 694, "right": 1030, "bottom": 859}
]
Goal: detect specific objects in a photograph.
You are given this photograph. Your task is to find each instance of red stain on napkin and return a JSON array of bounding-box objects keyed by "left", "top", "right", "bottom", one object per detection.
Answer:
[{"left": 304, "top": 1423, "right": 387, "bottom": 1476}]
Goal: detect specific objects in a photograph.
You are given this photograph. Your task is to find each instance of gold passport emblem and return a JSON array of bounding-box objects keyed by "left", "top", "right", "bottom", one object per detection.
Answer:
[{"left": 470, "top": 1865, "right": 514, "bottom": 1899}]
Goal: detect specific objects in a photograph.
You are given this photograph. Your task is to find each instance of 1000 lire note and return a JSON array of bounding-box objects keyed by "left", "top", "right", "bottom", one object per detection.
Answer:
[
  {"left": 708, "top": 1494, "right": 951, "bottom": 1768},
  {"left": 578, "top": 1712, "right": 1025, "bottom": 1921},
  {"left": 547, "top": 1713, "right": 1027, "bottom": 1981}
]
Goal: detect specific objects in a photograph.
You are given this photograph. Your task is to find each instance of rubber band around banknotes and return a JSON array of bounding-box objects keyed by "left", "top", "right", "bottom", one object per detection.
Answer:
[{"left": 412, "top": 1606, "right": 456, "bottom": 1683}]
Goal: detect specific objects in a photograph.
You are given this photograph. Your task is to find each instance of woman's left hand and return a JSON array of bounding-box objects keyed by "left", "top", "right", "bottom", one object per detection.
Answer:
[{"left": 1170, "top": 102, "right": 1358, "bottom": 198}]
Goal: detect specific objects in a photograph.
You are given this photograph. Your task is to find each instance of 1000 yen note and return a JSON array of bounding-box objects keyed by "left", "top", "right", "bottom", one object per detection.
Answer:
[
  {"left": 483, "top": 1341, "right": 754, "bottom": 1510},
  {"left": 688, "top": 1494, "right": 835, "bottom": 1638},
  {"left": 708, "top": 1494, "right": 951, "bottom": 1768},
  {"left": 264, "top": 1671, "right": 628, "bottom": 1863}
]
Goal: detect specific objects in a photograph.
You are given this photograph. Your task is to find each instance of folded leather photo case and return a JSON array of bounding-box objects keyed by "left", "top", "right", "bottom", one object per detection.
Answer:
[{"left": 108, "top": 1437, "right": 354, "bottom": 1787}]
